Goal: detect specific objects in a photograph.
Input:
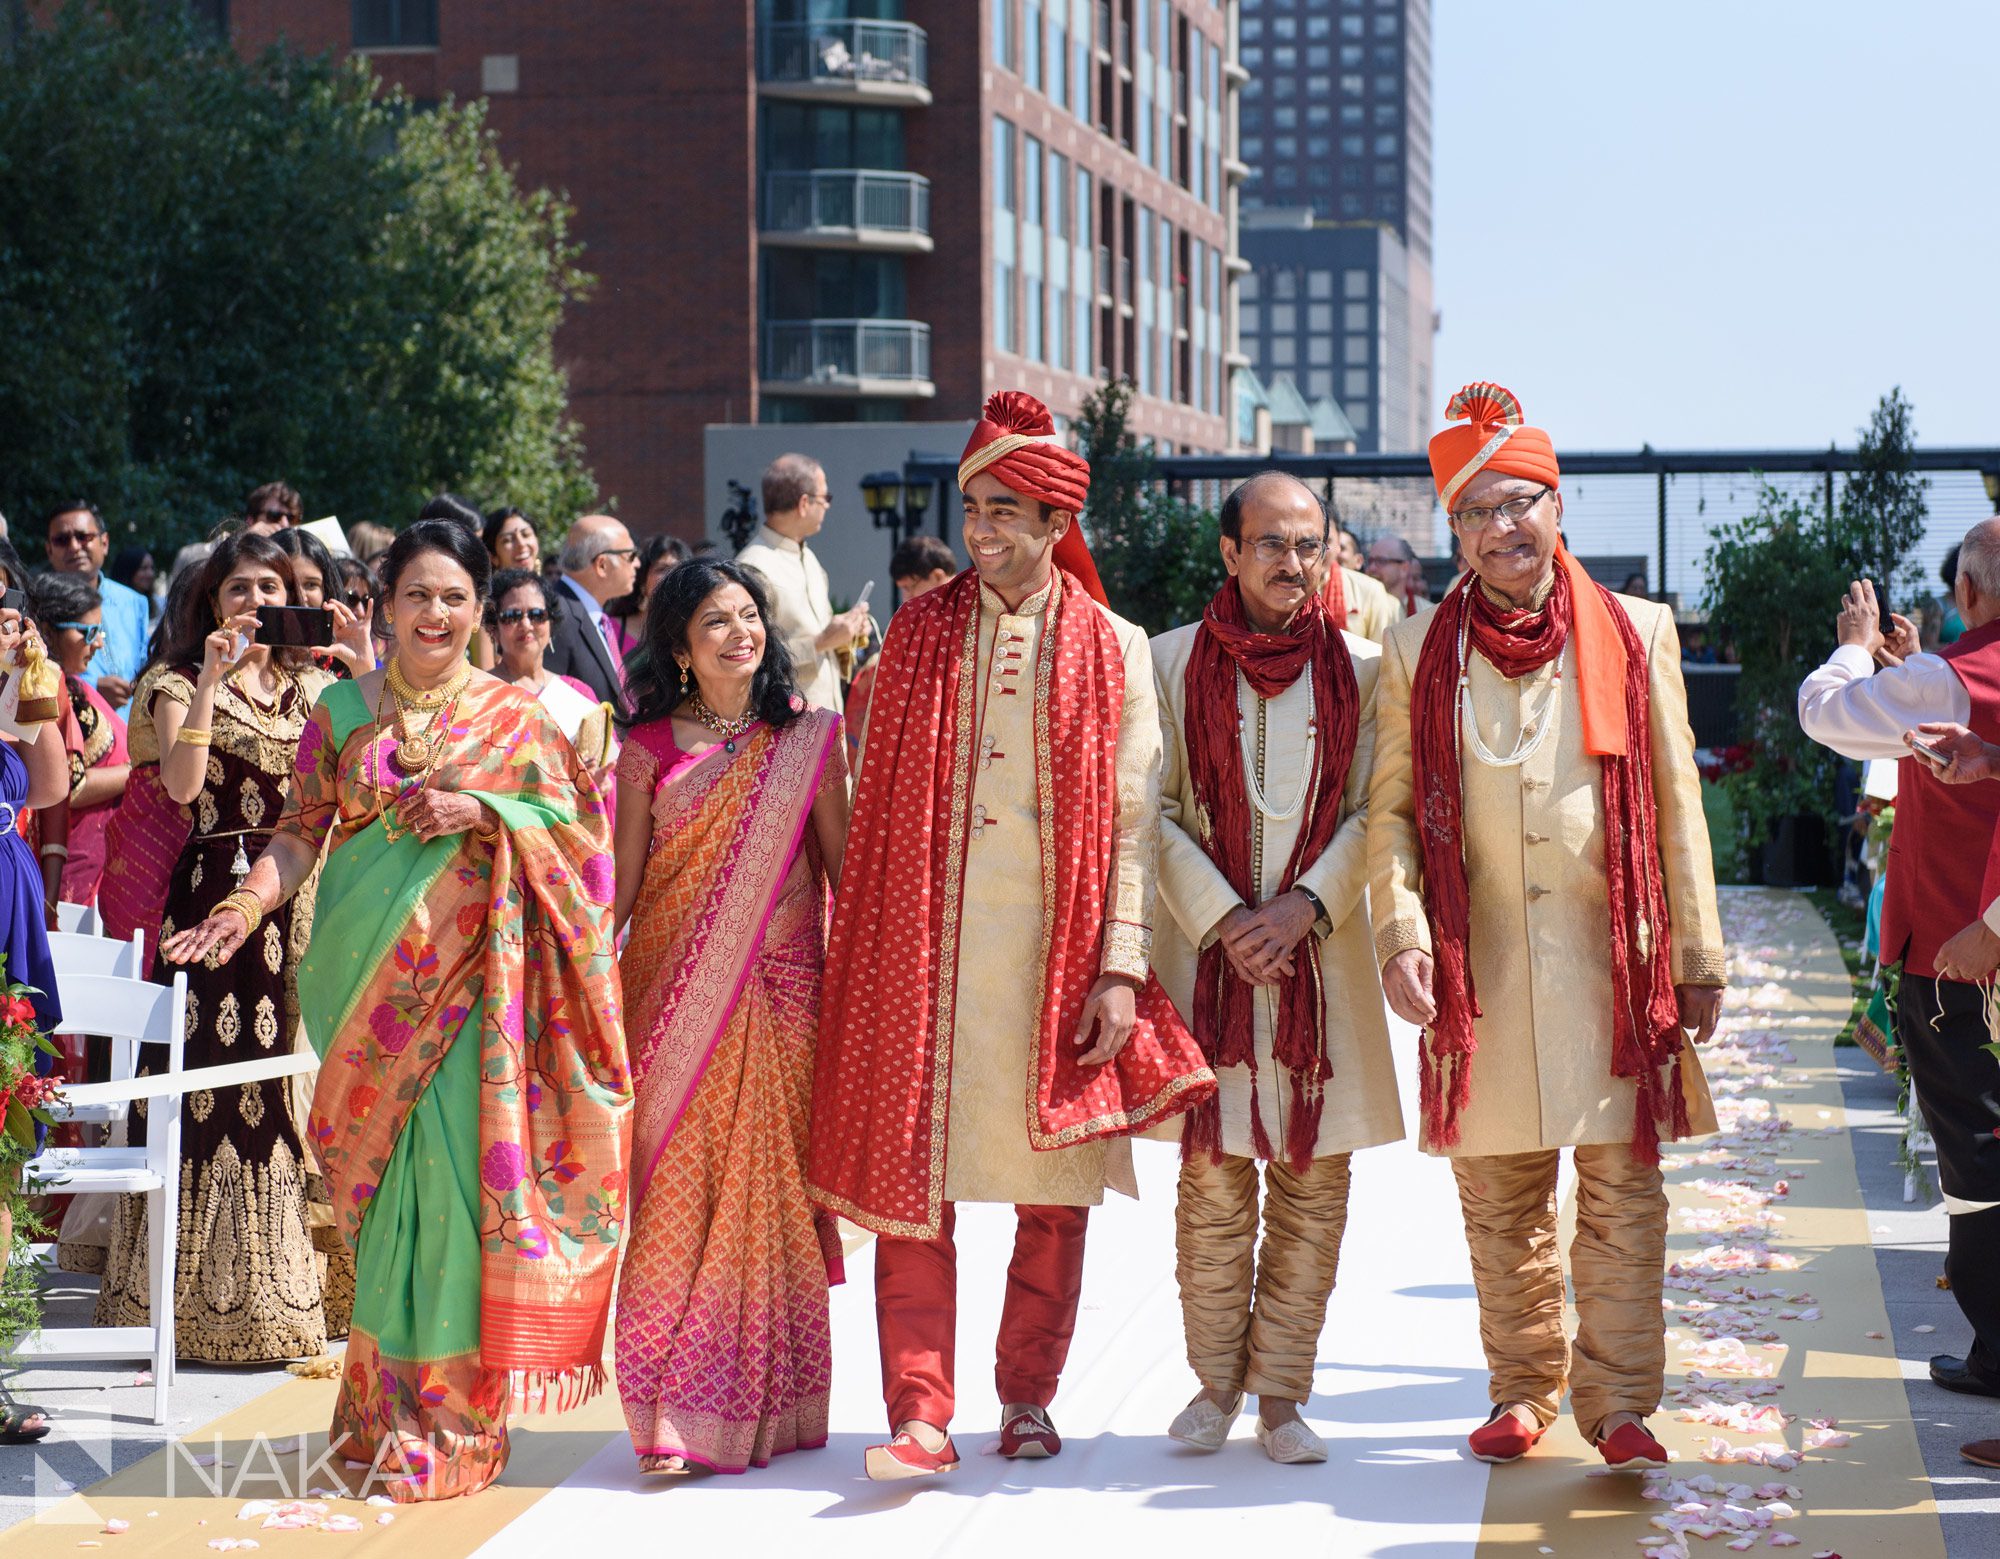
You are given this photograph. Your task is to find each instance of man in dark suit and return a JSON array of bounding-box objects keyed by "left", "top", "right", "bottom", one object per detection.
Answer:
[{"left": 545, "top": 513, "right": 640, "bottom": 714}]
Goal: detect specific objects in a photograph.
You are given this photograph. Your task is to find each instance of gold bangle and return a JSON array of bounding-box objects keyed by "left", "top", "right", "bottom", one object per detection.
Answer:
[
  {"left": 178, "top": 727, "right": 213, "bottom": 747},
  {"left": 212, "top": 888, "right": 263, "bottom": 938}
]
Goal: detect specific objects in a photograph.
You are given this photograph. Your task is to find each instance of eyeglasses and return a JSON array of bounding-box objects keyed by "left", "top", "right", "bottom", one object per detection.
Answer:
[
  {"left": 1246, "top": 536, "right": 1328, "bottom": 565},
  {"left": 346, "top": 592, "right": 373, "bottom": 610},
  {"left": 1451, "top": 486, "right": 1552, "bottom": 532},
  {"left": 48, "top": 529, "right": 99, "bottom": 549},
  {"left": 805, "top": 492, "right": 832, "bottom": 506},
  {"left": 596, "top": 547, "right": 638, "bottom": 563},
  {"left": 496, "top": 607, "right": 550, "bottom": 626},
  {"left": 254, "top": 508, "right": 293, "bottom": 524},
  {"left": 55, "top": 621, "right": 105, "bottom": 643}
]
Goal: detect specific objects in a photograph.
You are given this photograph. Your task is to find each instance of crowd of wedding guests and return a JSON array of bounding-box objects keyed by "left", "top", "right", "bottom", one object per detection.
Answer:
[{"left": 2, "top": 385, "right": 1993, "bottom": 1503}]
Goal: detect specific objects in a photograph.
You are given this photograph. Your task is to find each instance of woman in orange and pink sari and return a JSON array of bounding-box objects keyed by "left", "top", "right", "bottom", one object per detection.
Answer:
[{"left": 612, "top": 558, "right": 849, "bottom": 1476}]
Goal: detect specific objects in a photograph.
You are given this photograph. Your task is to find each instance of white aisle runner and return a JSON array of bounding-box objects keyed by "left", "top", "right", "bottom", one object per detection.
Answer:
[{"left": 481, "top": 1024, "right": 1496, "bottom": 1559}]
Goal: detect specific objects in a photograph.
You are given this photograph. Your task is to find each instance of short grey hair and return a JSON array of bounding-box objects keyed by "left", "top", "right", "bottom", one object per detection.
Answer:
[
  {"left": 559, "top": 523, "right": 618, "bottom": 574},
  {"left": 761, "top": 453, "right": 824, "bottom": 517},
  {"left": 1958, "top": 517, "right": 2000, "bottom": 600}
]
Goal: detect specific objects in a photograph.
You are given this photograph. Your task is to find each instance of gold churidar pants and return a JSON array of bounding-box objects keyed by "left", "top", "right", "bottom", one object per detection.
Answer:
[
  {"left": 1174, "top": 1152, "right": 1352, "bottom": 1403},
  {"left": 1451, "top": 1144, "right": 1667, "bottom": 1443}
]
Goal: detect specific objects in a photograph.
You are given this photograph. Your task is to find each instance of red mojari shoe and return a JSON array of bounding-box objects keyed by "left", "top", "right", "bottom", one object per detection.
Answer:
[
  {"left": 1467, "top": 1405, "right": 1546, "bottom": 1464},
  {"left": 997, "top": 1405, "right": 1062, "bottom": 1459},
  {"left": 864, "top": 1431, "right": 960, "bottom": 1481},
  {"left": 1596, "top": 1420, "right": 1669, "bottom": 1471}
]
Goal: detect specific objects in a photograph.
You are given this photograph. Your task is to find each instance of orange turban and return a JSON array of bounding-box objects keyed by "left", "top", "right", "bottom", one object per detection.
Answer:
[
  {"left": 1426, "top": 381, "right": 1562, "bottom": 511},
  {"left": 958, "top": 390, "right": 1107, "bottom": 605}
]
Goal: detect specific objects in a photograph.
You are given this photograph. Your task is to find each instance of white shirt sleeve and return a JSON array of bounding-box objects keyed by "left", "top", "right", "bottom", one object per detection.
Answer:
[{"left": 1796, "top": 645, "right": 1971, "bottom": 761}]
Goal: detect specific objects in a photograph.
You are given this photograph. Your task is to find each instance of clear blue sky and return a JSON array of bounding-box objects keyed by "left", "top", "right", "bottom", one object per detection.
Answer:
[{"left": 1431, "top": 1, "right": 2000, "bottom": 453}]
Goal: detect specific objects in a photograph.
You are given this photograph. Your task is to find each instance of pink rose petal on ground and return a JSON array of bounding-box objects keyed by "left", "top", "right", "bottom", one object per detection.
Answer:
[
  {"left": 1767, "top": 1536, "right": 1800, "bottom": 1548},
  {"left": 376, "top": 1514, "right": 396, "bottom": 1526},
  {"left": 321, "top": 1516, "right": 363, "bottom": 1533},
  {"left": 101, "top": 1520, "right": 129, "bottom": 1534}
]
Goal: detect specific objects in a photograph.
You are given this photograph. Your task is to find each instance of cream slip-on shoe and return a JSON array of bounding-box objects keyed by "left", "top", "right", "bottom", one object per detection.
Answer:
[
  {"left": 1167, "top": 1392, "right": 1242, "bottom": 1451},
  {"left": 1255, "top": 1418, "right": 1328, "bottom": 1465}
]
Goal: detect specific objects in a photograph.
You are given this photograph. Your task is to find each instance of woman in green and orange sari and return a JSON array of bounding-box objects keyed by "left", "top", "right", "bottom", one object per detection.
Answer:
[{"left": 163, "top": 520, "right": 632, "bottom": 1502}]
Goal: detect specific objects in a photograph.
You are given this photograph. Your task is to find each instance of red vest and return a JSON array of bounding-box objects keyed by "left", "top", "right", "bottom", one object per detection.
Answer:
[{"left": 1880, "top": 616, "right": 2000, "bottom": 980}]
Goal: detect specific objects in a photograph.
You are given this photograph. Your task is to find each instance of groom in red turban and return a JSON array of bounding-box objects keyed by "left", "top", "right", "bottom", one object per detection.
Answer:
[
  {"left": 809, "top": 390, "right": 1213, "bottom": 1480},
  {"left": 1369, "top": 382, "right": 1726, "bottom": 1471}
]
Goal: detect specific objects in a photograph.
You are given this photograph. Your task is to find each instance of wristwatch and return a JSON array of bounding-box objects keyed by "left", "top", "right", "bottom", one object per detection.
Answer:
[{"left": 1295, "top": 884, "right": 1329, "bottom": 931}]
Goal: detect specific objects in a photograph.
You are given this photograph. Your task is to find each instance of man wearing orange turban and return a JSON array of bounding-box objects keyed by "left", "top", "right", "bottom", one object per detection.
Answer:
[
  {"left": 808, "top": 390, "right": 1213, "bottom": 1480},
  {"left": 1367, "top": 382, "right": 1727, "bottom": 1471}
]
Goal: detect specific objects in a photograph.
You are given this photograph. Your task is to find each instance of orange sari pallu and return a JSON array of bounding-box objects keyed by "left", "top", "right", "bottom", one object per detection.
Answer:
[{"left": 613, "top": 709, "right": 846, "bottom": 1472}]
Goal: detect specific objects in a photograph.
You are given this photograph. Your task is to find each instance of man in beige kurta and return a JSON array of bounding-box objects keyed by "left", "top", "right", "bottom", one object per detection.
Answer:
[
  {"left": 1339, "top": 563, "right": 1403, "bottom": 643},
  {"left": 809, "top": 391, "right": 1214, "bottom": 1482},
  {"left": 1369, "top": 383, "right": 1726, "bottom": 1470},
  {"left": 735, "top": 453, "right": 870, "bottom": 711},
  {"left": 1152, "top": 473, "right": 1403, "bottom": 1465}
]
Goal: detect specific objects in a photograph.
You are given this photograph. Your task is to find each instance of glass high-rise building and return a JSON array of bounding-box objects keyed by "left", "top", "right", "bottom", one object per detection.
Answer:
[{"left": 1233, "top": 0, "right": 1432, "bottom": 452}]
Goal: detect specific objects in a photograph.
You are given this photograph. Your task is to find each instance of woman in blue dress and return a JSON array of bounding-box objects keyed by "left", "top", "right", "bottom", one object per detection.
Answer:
[{"left": 0, "top": 541, "right": 71, "bottom": 1442}]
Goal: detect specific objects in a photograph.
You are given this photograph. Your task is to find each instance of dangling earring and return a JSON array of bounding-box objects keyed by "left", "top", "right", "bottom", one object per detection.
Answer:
[{"left": 677, "top": 660, "right": 690, "bottom": 695}]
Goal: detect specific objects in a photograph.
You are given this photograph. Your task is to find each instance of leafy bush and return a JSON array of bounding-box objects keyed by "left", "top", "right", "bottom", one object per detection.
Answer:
[
  {"left": 1074, "top": 377, "right": 1225, "bottom": 634},
  {"left": 0, "top": 1, "right": 597, "bottom": 558}
]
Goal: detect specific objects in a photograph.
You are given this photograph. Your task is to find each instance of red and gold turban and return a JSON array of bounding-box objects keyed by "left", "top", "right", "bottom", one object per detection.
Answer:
[
  {"left": 1426, "top": 381, "right": 1562, "bottom": 511},
  {"left": 958, "top": 390, "right": 1107, "bottom": 605}
]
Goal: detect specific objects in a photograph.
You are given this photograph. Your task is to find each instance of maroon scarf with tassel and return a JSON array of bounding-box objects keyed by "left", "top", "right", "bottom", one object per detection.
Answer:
[
  {"left": 1182, "top": 580, "right": 1359, "bottom": 1169},
  {"left": 1410, "top": 562, "right": 1685, "bottom": 1160}
]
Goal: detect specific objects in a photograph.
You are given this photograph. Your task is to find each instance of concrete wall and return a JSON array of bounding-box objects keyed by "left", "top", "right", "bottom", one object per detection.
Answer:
[{"left": 702, "top": 420, "right": 977, "bottom": 610}]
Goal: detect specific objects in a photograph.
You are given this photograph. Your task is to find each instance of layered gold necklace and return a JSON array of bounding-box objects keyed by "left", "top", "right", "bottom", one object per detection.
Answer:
[{"left": 383, "top": 657, "right": 471, "bottom": 772}]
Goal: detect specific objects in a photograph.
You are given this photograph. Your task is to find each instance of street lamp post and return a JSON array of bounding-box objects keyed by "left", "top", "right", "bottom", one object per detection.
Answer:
[{"left": 859, "top": 469, "right": 936, "bottom": 588}]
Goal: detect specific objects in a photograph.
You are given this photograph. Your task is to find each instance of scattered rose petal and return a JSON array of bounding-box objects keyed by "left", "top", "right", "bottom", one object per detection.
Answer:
[
  {"left": 1913, "top": 1324, "right": 1935, "bottom": 1334},
  {"left": 375, "top": 1514, "right": 395, "bottom": 1526},
  {"left": 101, "top": 1520, "right": 129, "bottom": 1534}
]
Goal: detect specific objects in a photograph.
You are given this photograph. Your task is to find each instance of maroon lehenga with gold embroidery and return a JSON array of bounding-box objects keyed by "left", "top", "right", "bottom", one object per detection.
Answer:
[{"left": 92, "top": 664, "right": 353, "bottom": 1361}]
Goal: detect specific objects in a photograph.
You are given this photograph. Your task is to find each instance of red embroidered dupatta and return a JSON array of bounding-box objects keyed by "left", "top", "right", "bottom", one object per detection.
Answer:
[{"left": 807, "top": 569, "right": 1213, "bottom": 1240}]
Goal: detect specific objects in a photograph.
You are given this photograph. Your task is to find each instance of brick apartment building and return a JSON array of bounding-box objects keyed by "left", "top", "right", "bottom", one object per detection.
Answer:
[{"left": 220, "top": 1, "right": 1243, "bottom": 534}]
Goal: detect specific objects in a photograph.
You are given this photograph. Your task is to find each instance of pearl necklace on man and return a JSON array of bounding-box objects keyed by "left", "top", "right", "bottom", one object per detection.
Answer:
[
  {"left": 1239, "top": 663, "right": 1317, "bottom": 822},
  {"left": 1456, "top": 605, "right": 1566, "bottom": 769}
]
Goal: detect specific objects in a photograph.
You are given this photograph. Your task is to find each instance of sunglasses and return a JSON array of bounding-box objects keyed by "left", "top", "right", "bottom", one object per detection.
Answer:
[
  {"left": 48, "top": 530, "right": 100, "bottom": 548},
  {"left": 55, "top": 621, "right": 106, "bottom": 643},
  {"left": 254, "top": 508, "right": 294, "bottom": 524},
  {"left": 496, "top": 607, "right": 549, "bottom": 626}
]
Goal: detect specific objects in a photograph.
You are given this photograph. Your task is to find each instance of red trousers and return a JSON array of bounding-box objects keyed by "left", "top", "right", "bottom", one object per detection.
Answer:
[{"left": 873, "top": 1202, "right": 1090, "bottom": 1430}]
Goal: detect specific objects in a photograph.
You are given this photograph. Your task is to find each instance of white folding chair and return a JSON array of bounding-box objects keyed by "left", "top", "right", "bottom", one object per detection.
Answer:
[
  {"left": 13, "top": 973, "right": 319, "bottom": 1424},
  {"left": 53, "top": 901, "right": 102, "bottom": 937},
  {"left": 45, "top": 930, "right": 148, "bottom": 1128}
]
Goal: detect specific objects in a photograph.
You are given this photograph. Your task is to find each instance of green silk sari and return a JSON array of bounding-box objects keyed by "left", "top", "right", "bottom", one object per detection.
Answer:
[{"left": 278, "top": 675, "right": 631, "bottom": 1501}]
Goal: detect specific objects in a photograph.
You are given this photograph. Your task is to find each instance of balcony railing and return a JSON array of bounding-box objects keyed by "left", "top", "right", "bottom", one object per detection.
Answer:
[
  {"left": 758, "top": 20, "right": 929, "bottom": 100},
  {"left": 762, "top": 170, "right": 932, "bottom": 248},
  {"left": 762, "top": 319, "right": 934, "bottom": 395}
]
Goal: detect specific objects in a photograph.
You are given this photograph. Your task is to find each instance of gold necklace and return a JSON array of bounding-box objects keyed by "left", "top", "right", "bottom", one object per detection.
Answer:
[
  {"left": 385, "top": 658, "right": 471, "bottom": 771},
  {"left": 689, "top": 691, "right": 758, "bottom": 750}
]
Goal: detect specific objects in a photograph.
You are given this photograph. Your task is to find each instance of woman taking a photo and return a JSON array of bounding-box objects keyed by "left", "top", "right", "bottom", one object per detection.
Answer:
[
  {"left": 93, "top": 531, "right": 364, "bottom": 1362},
  {"left": 611, "top": 559, "right": 847, "bottom": 1476},
  {"left": 485, "top": 569, "right": 614, "bottom": 780},
  {"left": 163, "top": 520, "right": 630, "bottom": 1502}
]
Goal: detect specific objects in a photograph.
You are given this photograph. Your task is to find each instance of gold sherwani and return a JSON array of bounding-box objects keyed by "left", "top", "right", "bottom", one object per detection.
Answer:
[
  {"left": 1366, "top": 580, "right": 1726, "bottom": 1440},
  {"left": 938, "top": 579, "right": 1157, "bottom": 1206},
  {"left": 1341, "top": 567, "right": 1403, "bottom": 644},
  {"left": 1151, "top": 623, "right": 1403, "bottom": 1158},
  {"left": 1368, "top": 588, "right": 1724, "bottom": 1157},
  {"left": 1151, "top": 618, "right": 1402, "bottom": 1401},
  {"left": 736, "top": 523, "right": 842, "bottom": 711}
]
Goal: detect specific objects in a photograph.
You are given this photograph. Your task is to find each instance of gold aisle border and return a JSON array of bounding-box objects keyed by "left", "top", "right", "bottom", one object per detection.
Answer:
[{"left": 1474, "top": 886, "right": 1945, "bottom": 1558}]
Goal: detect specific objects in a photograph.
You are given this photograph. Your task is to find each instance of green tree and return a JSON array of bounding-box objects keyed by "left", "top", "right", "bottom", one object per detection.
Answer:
[
  {"left": 1700, "top": 485, "right": 1855, "bottom": 856},
  {"left": 1074, "top": 375, "right": 1225, "bottom": 634},
  {"left": 0, "top": 1, "right": 596, "bottom": 558},
  {"left": 1839, "top": 386, "right": 1929, "bottom": 607}
]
